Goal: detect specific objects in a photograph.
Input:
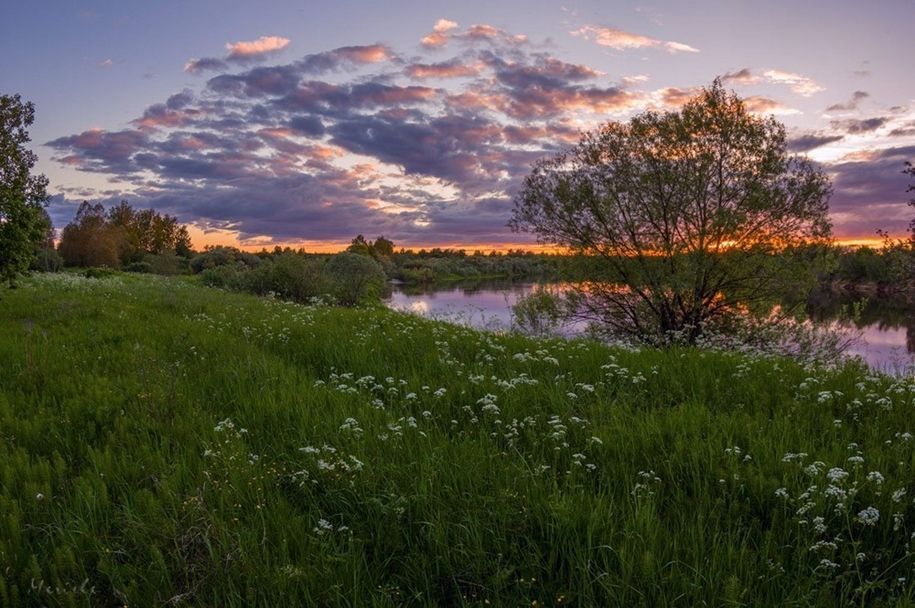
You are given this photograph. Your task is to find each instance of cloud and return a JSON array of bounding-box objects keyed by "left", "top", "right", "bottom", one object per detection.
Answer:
[
  {"left": 185, "top": 35, "right": 292, "bottom": 74},
  {"left": 830, "top": 117, "right": 888, "bottom": 134},
  {"left": 743, "top": 96, "right": 801, "bottom": 115},
  {"left": 720, "top": 68, "right": 759, "bottom": 86},
  {"left": 98, "top": 58, "right": 113, "bottom": 69},
  {"left": 826, "top": 90, "right": 869, "bottom": 112},
  {"left": 721, "top": 68, "right": 824, "bottom": 98},
  {"left": 788, "top": 132, "right": 844, "bottom": 153},
  {"left": 225, "top": 35, "right": 290, "bottom": 60},
  {"left": 185, "top": 57, "right": 229, "bottom": 74},
  {"left": 421, "top": 18, "right": 459, "bottom": 47},
  {"left": 654, "top": 86, "right": 702, "bottom": 107},
  {"left": 762, "top": 69, "right": 824, "bottom": 97},
  {"left": 889, "top": 120, "right": 915, "bottom": 137},
  {"left": 827, "top": 145, "right": 915, "bottom": 237},
  {"left": 571, "top": 25, "right": 699, "bottom": 53},
  {"left": 47, "top": 25, "right": 899, "bottom": 245},
  {"left": 406, "top": 59, "right": 481, "bottom": 79}
]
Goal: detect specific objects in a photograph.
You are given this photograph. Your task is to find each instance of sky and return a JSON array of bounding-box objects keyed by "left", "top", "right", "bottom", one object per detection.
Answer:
[{"left": 3, "top": 0, "right": 914, "bottom": 251}]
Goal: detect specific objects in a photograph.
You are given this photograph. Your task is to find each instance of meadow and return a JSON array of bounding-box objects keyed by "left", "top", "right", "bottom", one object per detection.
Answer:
[{"left": 1, "top": 272, "right": 914, "bottom": 606}]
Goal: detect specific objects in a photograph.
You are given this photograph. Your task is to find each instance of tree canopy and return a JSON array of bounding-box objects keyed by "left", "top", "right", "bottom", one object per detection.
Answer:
[
  {"left": 511, "top": 80, "right": 833, "bottom": 344},
  {"left": 59, "top": 200, "right": 191, "bottom": 268},
  {"left": 0, "top": 94, "right": 51, "bottom": 286}
]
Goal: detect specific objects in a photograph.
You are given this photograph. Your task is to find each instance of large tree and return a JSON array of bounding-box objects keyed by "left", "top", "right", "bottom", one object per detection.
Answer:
[
  {"left": 511, "top": 80, "right": 833, "bottom": 344},
  {"left": 0, "top": 94, "right": 51, "bottom": 286}
]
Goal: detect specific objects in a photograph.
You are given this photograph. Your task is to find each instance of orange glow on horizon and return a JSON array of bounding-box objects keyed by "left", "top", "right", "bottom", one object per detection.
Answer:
[{"left": 187, "top": 225, "right": 898, "bottom": 255}]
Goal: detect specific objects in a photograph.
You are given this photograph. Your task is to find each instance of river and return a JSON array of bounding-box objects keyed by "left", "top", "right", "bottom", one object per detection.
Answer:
[{"left": 386, "top": 280, "right": 915, "bottom": 375}]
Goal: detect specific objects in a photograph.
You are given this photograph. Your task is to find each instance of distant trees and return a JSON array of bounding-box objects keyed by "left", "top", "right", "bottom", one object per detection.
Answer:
[
  {"left": 511, "top": 80, "right": 833, "bottom": 344},
  {"left": 0, "top": 94, "right": 51, "bottom": 286},
  {"left": 347, "top": 234, "right": 395, "bottom": 259},
  {"left": 59, "top": 200, "right": 191, "bottom": 269}
]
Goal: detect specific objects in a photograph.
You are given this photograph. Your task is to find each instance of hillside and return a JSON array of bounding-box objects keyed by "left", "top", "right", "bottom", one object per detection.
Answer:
[{"left": 1, "top": 273, "right": 913, "bottom": 606}]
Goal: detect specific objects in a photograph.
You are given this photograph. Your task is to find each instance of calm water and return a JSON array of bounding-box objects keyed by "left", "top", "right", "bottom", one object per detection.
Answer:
[{"left": 386, "top": 280, "right": 915, "bottom": 375}]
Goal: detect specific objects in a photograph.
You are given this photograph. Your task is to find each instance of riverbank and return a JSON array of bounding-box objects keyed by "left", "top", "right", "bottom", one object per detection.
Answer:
[
  {"left": 825, "top": 279, "right": 915, "bottom": 302},
  {"left": 2, "top": 273, "right": 914, "bottom": 606}
]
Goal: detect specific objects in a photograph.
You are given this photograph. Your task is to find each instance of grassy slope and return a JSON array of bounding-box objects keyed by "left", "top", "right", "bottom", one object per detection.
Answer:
[{"left": 0, "top": 273, "right": 913, "bottom": 607}]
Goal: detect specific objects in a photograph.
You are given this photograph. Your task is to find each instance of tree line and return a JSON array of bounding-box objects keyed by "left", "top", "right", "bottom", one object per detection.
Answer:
[{"left": 56, "top": 201, "right": 191, "bottom": 271}]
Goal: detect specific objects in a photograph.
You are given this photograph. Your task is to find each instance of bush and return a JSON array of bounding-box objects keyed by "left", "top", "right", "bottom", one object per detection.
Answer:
[
  {"left": 200, "top": 265, "right": 244, "bottom": 289},
  {"left": 323, "top": 252, "right": 386, "bottom": 306},
  {"left": 126, "top": 261, "right": 153, "bottom": 273},
  {"left": 84, "top": 267, "right": 115, "bottom": 279},
  {"left": 511, "top": 287, "right": 566, "bottom": 337},
  {"left": 143, "top": 253, "right": 189, "bottom": 275},
  {"left": 242, "top": 254, "right": 327, "bottom": 302},
  {"left": 30, "top": 248, "right": 62, "bottom": 272},
  {"left": 190, "top": 247, "right": 261, "bottom": 273}
]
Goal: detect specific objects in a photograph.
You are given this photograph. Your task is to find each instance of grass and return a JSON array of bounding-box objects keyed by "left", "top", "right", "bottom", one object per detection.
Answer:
[{"left": 1, "top": 272, "right": 914, "bottom": 607}]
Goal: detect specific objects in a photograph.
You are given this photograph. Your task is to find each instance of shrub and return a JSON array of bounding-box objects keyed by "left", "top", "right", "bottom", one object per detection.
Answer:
[
  {"left": 200, "top": 265, "right": 244, "bottom": 289},
  {"left": 241, "top": 254, "right": 327, "bottom": 302},
  {"left": 30, "top": 248, "right": 62, "bottom": 272},
  {"left": 190, "top": 247, "right": 261, "bottom": 273},
  {"left": 323, "top": 252, "right": 386, "bottom": 306},
  {"left": 126, "top": 261, "right": 153, "bottom": 273},
  {"left": 511, "top": 287, "right": 566, "bottom": 337},
  {"left": 143, "top": 253, "right": 189, "bottom": 275},
  {"left": 84, "top": 267, "right": 115, "bottom": 279}
]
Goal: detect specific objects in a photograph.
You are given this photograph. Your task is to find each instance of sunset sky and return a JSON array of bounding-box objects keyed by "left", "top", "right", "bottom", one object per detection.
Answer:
[{"left": 3, "top": 0, "right": 914, "bottom": 251}]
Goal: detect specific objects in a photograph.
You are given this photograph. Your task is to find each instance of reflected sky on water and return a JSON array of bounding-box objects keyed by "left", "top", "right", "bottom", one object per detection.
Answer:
[{"left": 387, "top": 280, "right": 914, "bottom": 375}]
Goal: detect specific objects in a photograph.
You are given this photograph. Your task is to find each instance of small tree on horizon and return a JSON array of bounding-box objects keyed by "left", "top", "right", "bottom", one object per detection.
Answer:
[{"left": 510, "top": 80, "right": 833, "bottom": 345}]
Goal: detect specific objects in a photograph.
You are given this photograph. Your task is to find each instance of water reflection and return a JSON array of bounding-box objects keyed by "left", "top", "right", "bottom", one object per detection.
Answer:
[{"left": 386, "top": 279, "right": 915, "bottom": 374}]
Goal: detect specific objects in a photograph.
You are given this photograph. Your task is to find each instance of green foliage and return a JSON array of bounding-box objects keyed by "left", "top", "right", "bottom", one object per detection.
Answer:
[
  {"left": 240, "top": 253, "right": 327, "bottom": 302},
  {"left": 190, "top": 246, "right": 261, "bottom": 273},
  {"left": 59, "top": 200, "right": 191, "bottom": 271},
  {"left": 29, "top": 214, "right": 61, "bottom": 272},
  {"left": 323, "top": 252, "right": 386, "bottom": 306},
  {"left": 1, "top": 273, "right": 913, "bottom": 605},
  {"left": 346, "top": 234, "right": 396, "bottom": 260},
  {"left": 142, "top": 252, "right": 189, "bottom": 276},
  {"left": 0, "top": 94, "right": 51, "bottom": 286},
  {"left": 106, "top": 200, "right": 192, "bottom": 262},
  {"left": 390, "top": 249, "right": 562, "bottom": 284},
  {"left": 511, "top": 80, "right": 833, "bottom": 345},
  {"left": 84, "top": 266, "right": 115, "bottom": 279},
  {"left": 126, "top": 261, "right": 153, "bottom": 274}
]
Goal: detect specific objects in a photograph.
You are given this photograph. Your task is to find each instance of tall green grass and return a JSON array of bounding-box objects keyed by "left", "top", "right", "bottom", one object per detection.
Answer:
[{"left": 1, "top": 272, "right": 913, "bottom": 606}]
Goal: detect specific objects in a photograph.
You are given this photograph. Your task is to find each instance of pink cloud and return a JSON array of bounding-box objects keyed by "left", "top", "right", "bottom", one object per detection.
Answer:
[
  {"left": 406, "top": 60, "right": 481, "bottom": 79},
  {"left": 333, "top": 44, "right": 392, "bottom": 63},
  {"left": 572, "top": 25, "right": 699, "bottom": 54},
  {"left": 225, "top": 35, "right": 290, "bottom": 59},
  {"left": 421, "top": 18, "right": 458, "bottom": 47}
]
